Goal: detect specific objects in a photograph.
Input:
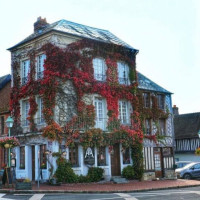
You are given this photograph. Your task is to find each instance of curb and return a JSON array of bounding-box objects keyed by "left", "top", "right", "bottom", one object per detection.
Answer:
[{"left": 1, "top": 184, "right": 200, "bottom": 194}]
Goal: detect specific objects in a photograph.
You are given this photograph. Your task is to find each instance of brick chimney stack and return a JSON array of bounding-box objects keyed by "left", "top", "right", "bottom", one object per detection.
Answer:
[
  {"left": 173, "top": 105, "right": 179, "bottom": 115},
  {"left": 34, "top": 17, "right": 49, "bottom": 33}
]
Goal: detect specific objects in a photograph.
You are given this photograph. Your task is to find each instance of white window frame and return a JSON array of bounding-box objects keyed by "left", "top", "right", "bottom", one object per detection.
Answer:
[
  {"left": 159, "top": 119, "right": 166, "bottom": 135},
  {"left": 37, "top": 54, "right": 46, "bottom": 80},
  {"left": 38, "top": 97, "right": 45, "bottom": 124},
  {"left": 119, "top": 100, "right": 130, "bottom": 125},
  {"left": 145, "top": 119, "right": 151, "bottom": 135},
  {"left": 117, "top": 62, "right": 130, "bottom": 85},
  {"left": 21, "top": 59, "right": 30, "bottom": 85},
  {"left": 21, "top": 100, "right": 30, "bottom": 127},
  {"left": 94, "top": 97, "right": 106, "bottom": 130},
  {"left": 93, "top": 58, "right": 106, "bottom": 82}
]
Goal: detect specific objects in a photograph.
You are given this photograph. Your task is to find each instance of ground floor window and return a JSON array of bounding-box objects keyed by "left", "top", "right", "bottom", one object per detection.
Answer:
[
  {"left": 40, "top": 144, "right": 47, "bottom": 169},
  {"left": 20, "top": 146, "right": 25, "bottom": 169},
  {"left": 122, "top": 148, "right": 130, "bottom": 164},
  {"left": 97, "top": 146, "right": 106, "bottom": 166},
  {"left": 69, "top": 144, "right": 79, "bottom": 167}
]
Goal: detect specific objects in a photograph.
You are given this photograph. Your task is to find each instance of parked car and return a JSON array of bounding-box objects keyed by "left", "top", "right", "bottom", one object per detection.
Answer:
[
  {"left": 175, "top": 162, "right": 200, "bottom": 179},
  {"left": 175, "top": 161, "right": 192, "bottom": 169}
]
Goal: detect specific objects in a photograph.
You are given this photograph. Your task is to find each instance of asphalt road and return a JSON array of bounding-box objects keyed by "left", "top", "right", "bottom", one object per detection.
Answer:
[{"left": 2, "top": 187, "right": 200, "bottom": 200}]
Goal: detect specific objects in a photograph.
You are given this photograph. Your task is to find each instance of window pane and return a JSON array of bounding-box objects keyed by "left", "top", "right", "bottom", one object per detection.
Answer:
[
  {"left": 40, "top": 144, "right": 47, "bottom": 169},
  {"left": 93, "top": 58, "right": 106, "bottom": 81},
  {"left": 97, "top": 147, "right": 106, "bottom": 166},
  {"left": 159, "top": 119, "right": 165, "bottom": 135},
  {"left": 69, "top": 145, "right": 79, "bottom": 167},
  {"left": 145, "top": 119, "right": 151, "bottom": 135},
  {"left": 123, "top": 148, "right": 130, "bottom": 164},
  {"left": 20, "top": 146, "right": 25, "bottom": 169},
  {"left": 0, "top": 116, "right": 4, "bottom": 135}
]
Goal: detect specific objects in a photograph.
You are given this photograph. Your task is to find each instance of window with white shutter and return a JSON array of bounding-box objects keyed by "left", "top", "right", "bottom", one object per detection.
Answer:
[{"left": 93, "top": 58, "right": 106, "bottom": 81}]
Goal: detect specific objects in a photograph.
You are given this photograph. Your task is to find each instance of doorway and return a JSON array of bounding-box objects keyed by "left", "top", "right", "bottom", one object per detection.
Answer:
[
  {"left": 154, "top": 147, "right": 163, "bottom": 178},
  {"left": 111, "top": 144, "right": 121, "bottom": 176},
  {"left": 32, "top": 146, "right": 35, "bottom": 181}
]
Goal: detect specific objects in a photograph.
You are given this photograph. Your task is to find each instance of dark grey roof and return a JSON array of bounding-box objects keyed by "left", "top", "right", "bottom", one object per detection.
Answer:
[
  {"left": 174, "top": 113, "right": 200, "bottom": 139},
  {"left": 8, "top": 19, "right": 137, "bottom": 51},
  {"left": 0, "top": 74, "right": 11, "bottom": 90},
  {"left": 137, "top": 72, "right": 172, "bottom": 94}
]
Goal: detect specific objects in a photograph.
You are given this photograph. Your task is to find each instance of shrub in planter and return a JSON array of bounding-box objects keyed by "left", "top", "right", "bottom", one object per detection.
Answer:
[
  {"left": 87, "top": 167, "right": 104, "bottom": 182},
  {"left": 54, "top": 157, "right": 78, "bottom": 183},
  {"left": 15, "top": 178, "right": 32, "bottom": 190},
  {"left": 122, "top": 165, "right": 134, "bottom": 179}
]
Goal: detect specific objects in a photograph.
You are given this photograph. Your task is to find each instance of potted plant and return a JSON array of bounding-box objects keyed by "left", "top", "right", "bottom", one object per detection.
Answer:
[{"left": 15, "top": 178, "right": 32, "bottom": 190}]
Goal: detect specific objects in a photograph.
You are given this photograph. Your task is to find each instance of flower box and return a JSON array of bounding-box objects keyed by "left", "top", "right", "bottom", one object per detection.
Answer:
[{"left": 15, "top": 181, "right": 32, "bottom": 190}]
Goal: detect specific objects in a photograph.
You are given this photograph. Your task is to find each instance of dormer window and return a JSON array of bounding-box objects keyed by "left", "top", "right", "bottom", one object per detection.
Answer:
[
  {"left": 93, "top": 58, "right": 106, "bottom": 82},
  {"left": 157, "top": 94, "right": 165, "bottom": 110},
  {"left": 21, "top": 60, "right": 30, "bottom": 85},
  {"left": 37, "top": 54, "right": 46, "bottom": 79},
  {"left": 117, "top": 62, "right": 129, "bottom": 85}
]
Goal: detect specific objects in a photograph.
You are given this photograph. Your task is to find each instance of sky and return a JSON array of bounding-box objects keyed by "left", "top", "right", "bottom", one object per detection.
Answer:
[{"left": 0, "top": 0, "right": 199, "bottom": 114}]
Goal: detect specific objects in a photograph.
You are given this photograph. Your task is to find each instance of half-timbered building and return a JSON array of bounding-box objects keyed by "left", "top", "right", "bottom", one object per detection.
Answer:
[{"left": 174, "top": 110, "right": 200, "bottom": 162}]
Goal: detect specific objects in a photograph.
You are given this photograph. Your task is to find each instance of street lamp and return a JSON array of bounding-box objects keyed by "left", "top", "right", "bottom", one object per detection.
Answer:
[{"left": 5, "top": 116, "right": 14, "bottom": 167}]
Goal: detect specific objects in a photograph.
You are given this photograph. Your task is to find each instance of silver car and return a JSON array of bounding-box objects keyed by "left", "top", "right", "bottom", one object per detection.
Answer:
[{"left": 175, "top": 162, "right": 200, "bottom": 179}]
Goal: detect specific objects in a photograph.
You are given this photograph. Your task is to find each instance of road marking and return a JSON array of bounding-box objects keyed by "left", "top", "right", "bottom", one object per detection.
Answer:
[
  {"left": 0, "top": 193, "right": 15, "bottom": 200},
  {"left": 29, "top": 194, "right": 45, "bottom": 200},
  {"left": 116, "top": 193, "right": 138, "bottom": 200}
]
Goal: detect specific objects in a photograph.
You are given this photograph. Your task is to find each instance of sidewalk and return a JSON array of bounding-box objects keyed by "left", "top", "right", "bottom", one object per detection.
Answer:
[{"left": 1, "top": 179, "right": 200, "bottom": 193}]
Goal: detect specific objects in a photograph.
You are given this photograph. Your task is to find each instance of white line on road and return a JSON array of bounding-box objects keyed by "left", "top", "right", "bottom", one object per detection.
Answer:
[
  {"left": 115, "top": 193, "right": 138, "bottom": 200},
  {"left": 0, "top": 193, "right": 15, "bottom": 200},
  {"left": 29, "top": 194, "right": 45, "bottom": 200}
]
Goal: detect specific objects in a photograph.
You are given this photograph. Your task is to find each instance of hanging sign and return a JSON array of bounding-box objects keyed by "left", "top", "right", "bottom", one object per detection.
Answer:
[{"left": 84, "top": 147, "right": 95, "bottom": 166}]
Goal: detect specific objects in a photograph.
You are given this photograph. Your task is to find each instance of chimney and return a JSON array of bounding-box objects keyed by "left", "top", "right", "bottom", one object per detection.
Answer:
[
  {"left": 173, "top": 105, "right": 179, "bottom": 115},
  {"left": 34, "top": 17, "right": 49, "bottom": 33}
]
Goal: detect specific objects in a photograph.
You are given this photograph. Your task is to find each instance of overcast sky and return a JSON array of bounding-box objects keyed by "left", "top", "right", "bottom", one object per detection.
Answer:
[{"left": 0, "top": 0, "right": 199, "bottom": 114}]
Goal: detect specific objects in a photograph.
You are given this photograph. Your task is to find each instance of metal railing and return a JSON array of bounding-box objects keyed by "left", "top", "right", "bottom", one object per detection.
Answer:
[
  {"left": 37, "top": 71, "right": 44, "bottom": 79},
  {"left": 94, "top": 74, "right": 106, "bottom": 82},
  {"left": 21, "top": 77, "right": 28, "bottom": 85},
  {"left": 118, "top": 77, "right": 129, "bottom": 85}
]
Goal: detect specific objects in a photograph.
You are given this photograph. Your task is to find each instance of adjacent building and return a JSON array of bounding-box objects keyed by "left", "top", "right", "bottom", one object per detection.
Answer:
[
  {"left": 8, "top": 17, "right": 175, "bottom": 181},
  {"left": 174, "top": 107, "right": 200, "bottom": 162},
  {"left": 0, "top": 74, "right": 11, "bottom": 169}
]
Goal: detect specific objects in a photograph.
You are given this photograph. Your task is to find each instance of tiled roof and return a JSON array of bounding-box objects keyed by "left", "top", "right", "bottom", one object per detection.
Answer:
[
  {"left": 174, "top": 113, "right": 200, "bottom": 139},
  {"left": 8, "top": 19, "right": 137, "bottom": 51},
  {"left": 0, "top": 74, "right": 11, "bottom": 90},
  {"left": 137, "top": 72, "right": 172, "bottom": 94}
]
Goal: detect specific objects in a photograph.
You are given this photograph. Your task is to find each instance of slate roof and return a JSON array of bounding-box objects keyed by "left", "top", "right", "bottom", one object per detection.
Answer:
[
  {"left": 137, "top": 72, "right": 172, "bottom": 94},
  {"left": 174, "top": 113, "right": 200, "bottom": 139},
  {"left": 8, "top": 19, "right": 137, "bottom": 51},
  {"left": 0, "top": 74, "right": 11, "bottom": 90}
]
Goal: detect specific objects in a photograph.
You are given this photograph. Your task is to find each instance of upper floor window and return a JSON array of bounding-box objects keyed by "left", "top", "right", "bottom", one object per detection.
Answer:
[
  {"left": 143, "top": 93, "right": 150, "bottom": 108},
  {"left": 117, "top": 62, "right": 130, "bottom": 85},
  {"left": 159, "top": 119, "right": 166, "bottom": 135},
  {"left": 94, "top": 98, "right": 106, "bottom": 130},
  {"left": 93, "top": 58, "right": 106, "bottom": 82},
  {"left": 119, "top": 100, "right": 129, "bottom": 124},
  {"left": 22, "top": 100, "right": 30, "bottom": 126},
  {"left": 38, "top": 97, "right": 44, "bottom": 124},
  {"left": 144, "top": 119, "right": 151, "bottom": 135},
  {"left": 157, "top": 94, "right": 165, "bottom": 110},
  {"left": 21, "top": 60, "right": 30, "bottom": 85},
  {"left": 37, "top": 54, "right": 46, "bottom": 79},
  {"left": 0, "top": 116, "right": 4, "bottom": 135}
]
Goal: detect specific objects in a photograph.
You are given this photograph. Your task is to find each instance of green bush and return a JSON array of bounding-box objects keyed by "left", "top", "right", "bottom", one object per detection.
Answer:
[
  {"left": 122, "top": 165, "right": 134, "bottom": 179},
  {"left": 78, "top": 175, "right": 91, "bottom": 183},
  {"left": 54, "top": 157, "right": 78, "bottom": 183},
  {"left": 87, "top": 167, "right": 104, "bottom": 182}
]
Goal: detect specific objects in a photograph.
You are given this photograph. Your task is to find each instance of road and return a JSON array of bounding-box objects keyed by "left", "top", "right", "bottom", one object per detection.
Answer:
[{"left": 2, "top": 186, "right": 200, "bottom": 200}]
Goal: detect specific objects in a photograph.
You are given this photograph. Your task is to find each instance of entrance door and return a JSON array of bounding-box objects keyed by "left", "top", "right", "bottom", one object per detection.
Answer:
[
  {"left": 32, "top": 146, "right": 35, "bottom": 181},
  {"left": 154, "top": 147, "right": 163, "bottom": 178},
  {"left": 111, "top": 144, "right": 121, "bottom": 176}
]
